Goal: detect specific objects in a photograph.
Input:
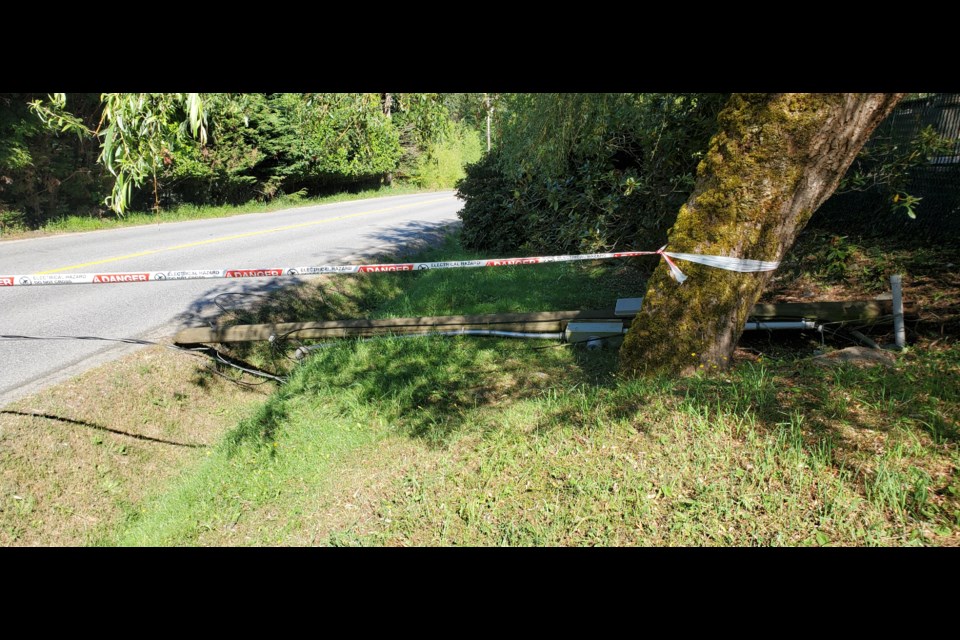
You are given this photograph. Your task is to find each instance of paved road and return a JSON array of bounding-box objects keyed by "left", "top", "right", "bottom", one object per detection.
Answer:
[{"left": 0, "top": 191, "right": 461, "bottom": 406}]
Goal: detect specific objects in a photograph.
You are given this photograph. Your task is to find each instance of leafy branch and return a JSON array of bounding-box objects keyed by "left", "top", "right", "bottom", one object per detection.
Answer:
[
  {"left": 838, "top": 124, "right": 954, "bottom": 218},
  {"left": 30, "top": 93, "right": 208, "bottom": 215}
]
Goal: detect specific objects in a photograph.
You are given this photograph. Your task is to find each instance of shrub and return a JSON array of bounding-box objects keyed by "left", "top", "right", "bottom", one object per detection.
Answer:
[
  {"left": 456, "top": 151, "right": 529, "bottom": 253},
  {"left": 456, "top": 93, "right": 728, "bottom": 255}
]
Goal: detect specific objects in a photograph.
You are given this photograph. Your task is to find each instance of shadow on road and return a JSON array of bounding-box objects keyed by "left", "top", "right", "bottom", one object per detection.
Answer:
[
  {"left": 171, "top": 219, "right": 460, "bottom": 331},
  {"left": 358, "top": 220, "right": 460, "bottom": 258}
]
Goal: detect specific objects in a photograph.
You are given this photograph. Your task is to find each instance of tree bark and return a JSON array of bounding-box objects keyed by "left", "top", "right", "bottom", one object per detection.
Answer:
[{"left": 619, "top": 93, "right": 905, "bottom": 377}]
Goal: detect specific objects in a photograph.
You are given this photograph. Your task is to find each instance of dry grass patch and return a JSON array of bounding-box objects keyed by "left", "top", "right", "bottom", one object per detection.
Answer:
[{"left": 0, "top": 345, "right": 272, "bottom": 545}]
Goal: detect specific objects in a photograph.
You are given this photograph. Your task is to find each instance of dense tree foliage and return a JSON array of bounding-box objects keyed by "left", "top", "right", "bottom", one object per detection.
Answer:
[
  {"left": 157, "top": 93, "right": 402, "bottom": 208},
  {"left": 0, "top": 93, "right": 483, "bottom": 228},
  {"left": 457, "top": 93, "right": 729, "bottom": 254},
  {"left": 457, "top": 93, "right": 954, "bottom": 258},
  {"left": 0, "top": 93, "right": 106, "bottom": 229}
]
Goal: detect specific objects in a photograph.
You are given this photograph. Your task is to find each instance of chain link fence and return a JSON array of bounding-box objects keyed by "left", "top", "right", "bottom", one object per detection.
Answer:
[{"left": 810, "top": 93, "right": 960, "bottom": 243}]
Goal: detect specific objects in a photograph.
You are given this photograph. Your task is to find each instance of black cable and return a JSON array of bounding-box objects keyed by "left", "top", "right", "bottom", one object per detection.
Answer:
[
  {"left": 198, "top": 362, "right": 276, "bottom": 387},
  {"left": 206, "top": 348, "right": 287, "bottom": 384},
  {"left": 818, "top": 314, "right": 895, "bottom": 328},
  {"left": 1, "top": 334, "right": 162, "bottom": 346},
  {"left": 0, "top": 333, "right": 287, "bottom": 385},
  {"left": 817, "top": 325, "right": 865, "bottom": 348}
]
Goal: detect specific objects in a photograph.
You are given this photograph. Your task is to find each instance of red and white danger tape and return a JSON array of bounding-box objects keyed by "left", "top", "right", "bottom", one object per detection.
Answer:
[{"left": 0, "top": 247, "right": 779, "bottom": 287}]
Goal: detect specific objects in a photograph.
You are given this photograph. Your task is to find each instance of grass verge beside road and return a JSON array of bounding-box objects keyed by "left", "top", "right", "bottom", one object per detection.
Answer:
[
  {"left": 0, "top": 345, "right": 271, "bottom": 545},
  {"left": 108, "top": 233, "right": 960, "bottom": 546},
  {"left": 0, "top": 184, "right": 437, "bottom": 240},
  {"left": 3, "top": 231, "right": 958, "bottom": 546}
]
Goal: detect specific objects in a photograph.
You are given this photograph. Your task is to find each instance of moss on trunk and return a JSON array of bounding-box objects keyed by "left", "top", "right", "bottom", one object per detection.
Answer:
[{"left": 620, "top": 93, "right": 904, "bottom": 377}]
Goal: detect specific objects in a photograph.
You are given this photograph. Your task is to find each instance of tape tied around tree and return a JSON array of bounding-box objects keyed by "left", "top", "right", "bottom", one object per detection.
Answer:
[{"left": 657, "top": 247, "right": 781, "bottom": 284}]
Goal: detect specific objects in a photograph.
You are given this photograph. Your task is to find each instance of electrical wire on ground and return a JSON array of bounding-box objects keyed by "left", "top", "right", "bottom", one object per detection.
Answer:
[
  {"left": 1, "top": 289, "right": 323, "bottom": 389},
  {"left": 4, "top": 285, "right": 897, "bottom": 386},
  {"left": 0, "top": 333, "right": 287, "bottom": 386}
]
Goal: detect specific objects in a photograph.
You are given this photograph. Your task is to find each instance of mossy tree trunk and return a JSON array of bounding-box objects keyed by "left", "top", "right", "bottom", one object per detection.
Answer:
[{"left": 620, "top": 93, "right": 904, "bottom": 377}]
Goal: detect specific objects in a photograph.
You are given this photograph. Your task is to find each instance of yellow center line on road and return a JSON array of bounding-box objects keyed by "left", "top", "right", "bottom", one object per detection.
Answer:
[{"left": 36, "top": 197, "right": 451, "bottom": 274}]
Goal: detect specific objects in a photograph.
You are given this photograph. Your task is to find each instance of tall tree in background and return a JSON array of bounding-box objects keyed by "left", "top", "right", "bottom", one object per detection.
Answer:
[
  {"left": 483, "top": 93, "right": 495, "bottom": 151},
  {"left": 1, "top": 93, "right": 106, "bottom": 226},
  {"left": 382, "top": 93, "right": 393, "bottom": 186},
  {"left": 619, "top": 93, "right": 904, "bottom": 377},
  {"left": 19, "top": 93, "right": 458, "bottom": 220},
  {"left": 444, "top": 93, "right": 502, "bottom": 146},
  {"left": 456, "top": 93, "right": 727, "bottom": 254},
  {"left": 31, "top": 93, "right": 207, "bottom": 215}
]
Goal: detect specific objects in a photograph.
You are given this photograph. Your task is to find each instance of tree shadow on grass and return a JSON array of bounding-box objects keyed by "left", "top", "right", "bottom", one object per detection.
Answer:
[
  {"left": 678, "top": 352, "right": 960, "bottom": 448},
  {"left": 222, "top": 331, "right": 632, "bottom": 451},
  {"left": 221, "top": 396, "right": 289, "bottom": 457},
  {"left": 666, "top": 346, "right": 960, "bottom": 528},
  {"left": 176, "top": 222, "right": 656, "bottom": 449}
]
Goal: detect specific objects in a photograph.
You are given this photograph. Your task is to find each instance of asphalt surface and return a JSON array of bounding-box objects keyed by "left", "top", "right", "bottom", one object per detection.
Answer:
[{"left": 0, "top": 191, "right": 461, "bottom": 406}]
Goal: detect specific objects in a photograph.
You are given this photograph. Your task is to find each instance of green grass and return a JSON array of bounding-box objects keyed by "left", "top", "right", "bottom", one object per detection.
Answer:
[
  {"left": 106, "top": 233, "right": 960, "bottom": 546},
  {"left": 0, "top": 183, "right": 437, "bottom": 239}
]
